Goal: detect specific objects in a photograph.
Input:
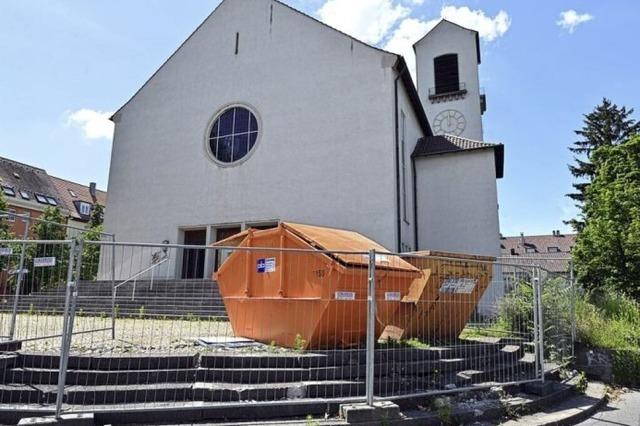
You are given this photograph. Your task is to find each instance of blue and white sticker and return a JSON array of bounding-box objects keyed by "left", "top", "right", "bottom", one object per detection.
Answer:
[
  {"left": 34, "top": 257, "right": 56, "bottom": 267},
  {"left": 256, "top": 257, "right": 276, "bottom": 273}
]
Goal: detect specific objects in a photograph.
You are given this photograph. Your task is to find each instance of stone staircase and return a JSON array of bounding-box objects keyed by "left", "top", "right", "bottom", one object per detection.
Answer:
[
  {"left": 0, "top": 279, "right": 228, "bottom": 320},
  {"left": 0, "top": 339, "right": 536, "bottom": 409}
]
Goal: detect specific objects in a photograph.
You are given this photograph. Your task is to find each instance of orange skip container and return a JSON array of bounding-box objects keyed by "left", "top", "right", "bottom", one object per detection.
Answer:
[
  {"left": 381, "top": 251, "right": 495, "bottom": 342},
  {"left": 213, "top": 223, "right": 420, "bottom": 349}
]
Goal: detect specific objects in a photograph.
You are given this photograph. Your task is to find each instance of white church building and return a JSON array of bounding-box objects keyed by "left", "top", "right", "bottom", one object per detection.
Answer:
[{"left": 104, "top": 0, "right": 504, "bottom": 279}]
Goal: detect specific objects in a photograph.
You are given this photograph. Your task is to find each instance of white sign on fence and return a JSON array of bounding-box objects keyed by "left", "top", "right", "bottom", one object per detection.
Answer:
[
  {"left": 440, "top": 278, "right": 477, "bottom": 294},
  {"left": 0, "top": 247, "right": 12, "bottom": 256},
  {"left": 385, "top": 291, "right": 401, "bottom": 301},
  {"left": 335, "top": 291, "right": 356, "bottom": 300},
  {"left": 34, "top": 257, "right": 56, "bottom": 267}
]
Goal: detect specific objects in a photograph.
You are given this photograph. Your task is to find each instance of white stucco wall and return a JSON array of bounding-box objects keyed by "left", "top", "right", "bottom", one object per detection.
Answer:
[
  {"left": 414, "top": 21, "right": 483, "bottom": 141},
  {"left": 415, "top": 149, "right": 500, "bottom": 257},
  {"left": 396, "top": 83, "right": 423, "bottom": 252},
  {"left": 104, "top": 0, "right": 402, "bottom": 254}
]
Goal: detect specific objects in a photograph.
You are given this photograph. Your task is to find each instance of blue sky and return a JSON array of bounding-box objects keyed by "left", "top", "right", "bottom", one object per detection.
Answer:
[{"left": 1, "top": 0, "right": 638, "bottom": 236}]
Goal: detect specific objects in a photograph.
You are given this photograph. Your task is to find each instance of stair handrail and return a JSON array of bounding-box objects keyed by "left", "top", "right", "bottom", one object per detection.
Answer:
[{"left": 113, "top": 252, "right": 169, "bottom": 301}]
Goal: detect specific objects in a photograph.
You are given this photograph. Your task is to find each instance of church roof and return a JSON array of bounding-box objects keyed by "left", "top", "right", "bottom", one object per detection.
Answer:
[{"left": 412, "top": 134, "right": 504, "bottom": 178}]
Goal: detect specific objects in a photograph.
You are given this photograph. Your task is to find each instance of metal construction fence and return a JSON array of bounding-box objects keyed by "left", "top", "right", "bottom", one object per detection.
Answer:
[{"left": 0, "top": 238, "right": 577, "bottom": 417}]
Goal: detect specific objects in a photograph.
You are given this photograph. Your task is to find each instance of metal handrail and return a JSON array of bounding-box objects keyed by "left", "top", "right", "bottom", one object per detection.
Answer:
[{"left": 113, "top": 256, "right": 169, "bottom": 301}]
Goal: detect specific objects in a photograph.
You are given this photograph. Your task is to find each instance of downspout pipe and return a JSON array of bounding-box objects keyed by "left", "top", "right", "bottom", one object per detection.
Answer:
[
  {"left": 394, "top": 67, "right": 405, "bottom": 253},
  {"left": 412, "top": 157, "right": 418, "bottom": 249}
]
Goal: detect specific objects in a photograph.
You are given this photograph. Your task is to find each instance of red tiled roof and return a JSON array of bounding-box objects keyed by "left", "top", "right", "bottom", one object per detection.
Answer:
[{"left": 50, "top": 176, "right": 107, "bottom": 220}]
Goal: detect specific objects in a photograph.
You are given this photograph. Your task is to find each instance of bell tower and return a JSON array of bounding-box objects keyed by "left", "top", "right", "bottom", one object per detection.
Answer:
[{"left": 414, "top": 20, "right": 486, "bottom": 141}]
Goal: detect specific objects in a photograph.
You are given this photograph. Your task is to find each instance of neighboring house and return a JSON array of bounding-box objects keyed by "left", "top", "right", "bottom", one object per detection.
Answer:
[
  {"left": 0, "top": 156, "right": 107, "bottom": 236},
  {"left": 50, "top": 177, "right": 107, "bottom": 230},
  {"left": 500, "top": 231, "right": 577, "bottom": 275},
  {"left": 104, "top": 0, "right": 504, "bottom": 280}
]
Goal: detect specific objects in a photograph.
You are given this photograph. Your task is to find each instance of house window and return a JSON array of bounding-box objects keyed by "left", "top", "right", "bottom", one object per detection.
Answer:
[
  {"left": 6, "top": 209, "right": 16, "bottom": 222},
  {"left": 434, "top": 54, "right": 460, "bottom": 94},
  {"left": 1, "top": 185, "right": 15, "bottom": 197},
  {"left": 19, "top": 190, "right": 30, "bottom": 200},
  {"left": 78, "top": 202, "right": 92, "bottom": 216},
  {"left": 547, "top": 247, "right": 560, "bottom": 253},
  {"left": 46, "top": 197, "right": 57, "bottom": 206},
  {"left": 207, "top": 105, "right": 259, "bottom": 165},
  {"left": 35, "top": 193, "right": 48, "bottom": 204},
  {"left": 525, "top": 247, "right": 536, "bottom": 254},
  {"left": 401, "top": 110, "right": 408, "bottom": 223}
]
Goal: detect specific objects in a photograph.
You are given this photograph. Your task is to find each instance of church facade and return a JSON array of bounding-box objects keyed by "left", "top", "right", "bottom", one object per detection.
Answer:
[{"left": 104, "top": 0, "right": 503, "bottom": 279}]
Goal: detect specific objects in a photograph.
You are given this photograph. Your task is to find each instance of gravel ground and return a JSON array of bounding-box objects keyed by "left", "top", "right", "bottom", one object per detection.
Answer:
[{"left": 0, "top": 312, "right": 236, "bottom": 354}]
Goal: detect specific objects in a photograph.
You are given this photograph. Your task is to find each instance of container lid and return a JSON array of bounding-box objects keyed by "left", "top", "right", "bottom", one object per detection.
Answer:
[
  {"left": 283, "top": 223, "right": 419, "bottom": 273},
  {"left": 405, "top": 250, "right": 496, "bottom": 262}
]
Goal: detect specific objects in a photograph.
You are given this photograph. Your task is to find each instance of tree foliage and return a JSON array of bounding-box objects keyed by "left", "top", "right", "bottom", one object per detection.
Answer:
[
  {"left": 0, "top": 190, "right": 10, "bottom": 239},
  {"left": 567, "top": 99, "right": 640, "bottom": 231},
  {"left": 573, "top": 135, "right": 640, "bottom": 299},
  {"left": 29, "top": 207, "right": 69, "bottom": 291},
  {"left": 80, "top": 204, "right": 105, "bottom": 280}
]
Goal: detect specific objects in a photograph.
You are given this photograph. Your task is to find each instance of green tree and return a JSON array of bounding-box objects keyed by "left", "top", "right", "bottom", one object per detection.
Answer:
[
  {"left": 573, "top": 135, "right": 640, "bottom": 299},
  {"left": 567, "top": 99, "right": 640, "bottom": 231},
  {"left": 29, "top": 206, "right": 69, "bottom": 290},
  {"left": 80, "top": 204, "right": 104, "bottom": 280},
  {"left": 0, "top": 189, "right": 10, "bottom": 239}
]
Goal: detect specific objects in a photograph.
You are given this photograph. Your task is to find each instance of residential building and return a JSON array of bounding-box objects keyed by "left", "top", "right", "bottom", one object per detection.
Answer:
[
  {"left": 0, "top": 156, "right": 107, "bottom": 236},
  {"left": 104, "top": 0, "right": 504, "bottom": 279},
  {"left": 500, "top": 231, "right": 577, "bottom": 275}
]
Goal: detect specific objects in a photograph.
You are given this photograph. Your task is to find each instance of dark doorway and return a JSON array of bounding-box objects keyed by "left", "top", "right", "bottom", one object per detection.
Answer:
[
  {"left": 181, "top": 229, "right": 207, "bottom": 279},
  {"left": 214, "top": 226, "right": 242, "bottom": 272}
]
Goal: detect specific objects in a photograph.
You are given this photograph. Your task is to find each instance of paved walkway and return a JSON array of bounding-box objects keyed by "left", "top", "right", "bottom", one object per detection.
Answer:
[{"left": 577, "top": 389, "right": 640, "bottom": 426}]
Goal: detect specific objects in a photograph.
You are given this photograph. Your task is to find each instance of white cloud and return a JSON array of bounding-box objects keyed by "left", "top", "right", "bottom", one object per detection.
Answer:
[
  {"left": 557, "top": 9, "right": 593, "bottom": 33},
  {"left": 382, "top": 6, "right": 511, "bottom": 79},
  {"left": 66, "top": 109, "right": 114, "bottom": 140},
  {"left": 384, "top": 18, "right": 434, "bottom": 78},
  {"left": 439, "top": 6, "right": 511, "bottom": 42},
  {"left": 317, "top": 0, "right": 410, "bottom": 44}
]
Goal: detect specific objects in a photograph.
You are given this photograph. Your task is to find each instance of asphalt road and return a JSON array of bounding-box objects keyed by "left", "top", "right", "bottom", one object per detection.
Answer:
[{"left": 577, "top": 389, "right": 640, "bottom": 426}]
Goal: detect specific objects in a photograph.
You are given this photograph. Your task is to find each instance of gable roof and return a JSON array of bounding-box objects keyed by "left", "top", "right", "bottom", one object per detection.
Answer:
[
  {"left": 0, "top": 156, "right": 63, "bottom": 210},
  {"left": 413, "top": 19, "right": 481, "bottom": 64},
  {"left": 501, "top": 233, "right": 576, "bottom": 256},
  {"left": 412, "top": 134, "right": 504, "bottom": 178},
  {"left": 50, "top": 176, "right": 107, "bottom": 221},
  {"left": 110, "top": 0, "right": 432, "bottom": 137}
]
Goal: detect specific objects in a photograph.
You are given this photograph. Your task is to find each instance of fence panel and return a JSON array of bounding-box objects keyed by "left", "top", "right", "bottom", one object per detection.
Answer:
[
  {"left": 58, "top": 242, "right": 369, "bottom": 411},
  {"left": 371, "top": 253, "right": 542, "bottom": 399}
]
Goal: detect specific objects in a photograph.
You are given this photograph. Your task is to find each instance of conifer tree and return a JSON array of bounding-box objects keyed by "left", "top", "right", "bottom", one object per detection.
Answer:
[{"left": 567, "top": 98, "right": 640, "bottom": 231}]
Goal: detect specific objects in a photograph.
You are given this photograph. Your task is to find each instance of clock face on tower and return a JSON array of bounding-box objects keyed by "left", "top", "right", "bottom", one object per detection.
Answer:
[{"left": 433, "top": 109, "right": 466, "bottom": 136}]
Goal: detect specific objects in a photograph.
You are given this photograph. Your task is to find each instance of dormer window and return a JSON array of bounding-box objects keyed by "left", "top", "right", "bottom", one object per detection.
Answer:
[
  {"left": 548, "top": 247, "right": 560, "bottom": 253},
  {"left": 77, "top": 202, "right": 92, "bottom": 216},
  {"left": 46, "top": 197, "right": 58, "bottom": 206},
  {"left": 35, "top": 193, "right": 48, "bottom": 204},
  {"left": 19, "top": 190, "right": 30, "bottom": 200},
  {"left": 525, "top": 247, "right": 536, "bottom": 254},
  {"left": 1, "top": 185, "right": 15, "bottom": 197}
]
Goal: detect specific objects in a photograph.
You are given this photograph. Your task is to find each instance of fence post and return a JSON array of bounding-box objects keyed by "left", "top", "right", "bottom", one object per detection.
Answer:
[
  {"left": 534, "top": 267, "right": 545, "bottom": 382},
  {"left": 111, "top": 234, "right": 116, "bottom": 340},
  {"left": 569, "top": 260, "right": 576, "bottom": 360},
  {"left": 531, "top": 267, "right": 540, "bottom": 380},
  {"left": 365, "top": 249, "right": 376, "bottom": 406},
  {"left": 55, "top": 238, "right": 82, "bottom": 418},
  {"left": 9, "top": 212, "right": 30, "bottom": 340}
]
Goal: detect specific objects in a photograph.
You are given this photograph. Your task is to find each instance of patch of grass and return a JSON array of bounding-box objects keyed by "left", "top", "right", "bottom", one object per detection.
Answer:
[{"left": 576, "top": 288, "right": 640, "bottom": 385}]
